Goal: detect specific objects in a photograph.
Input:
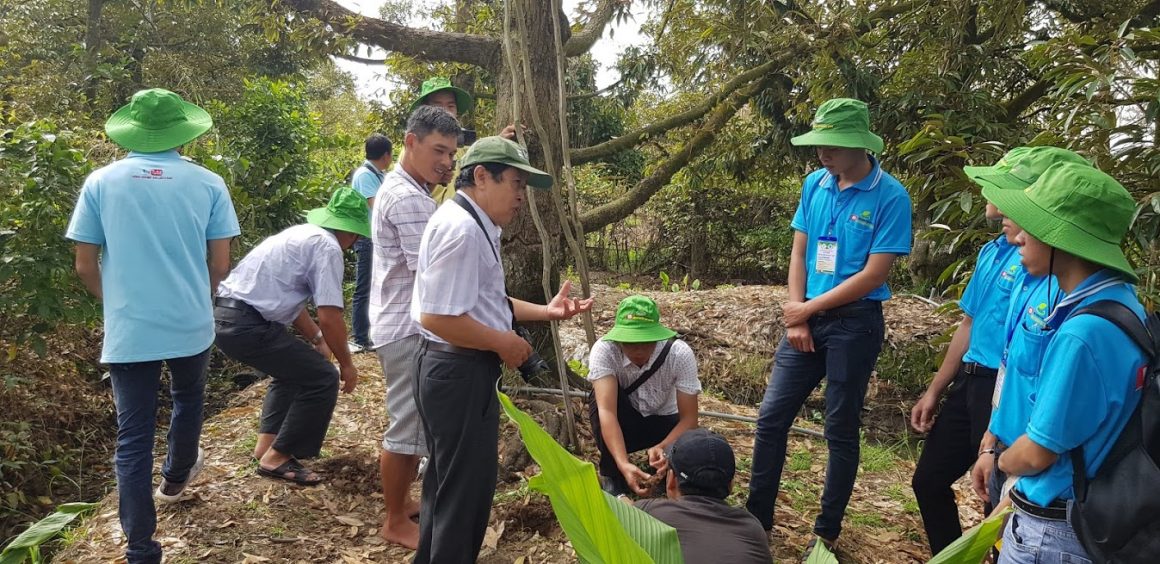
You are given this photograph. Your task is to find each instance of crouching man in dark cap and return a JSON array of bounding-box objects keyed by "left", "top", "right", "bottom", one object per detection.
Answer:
[{"left": 629, "top": 429, "right": 773, "bottom": 564}]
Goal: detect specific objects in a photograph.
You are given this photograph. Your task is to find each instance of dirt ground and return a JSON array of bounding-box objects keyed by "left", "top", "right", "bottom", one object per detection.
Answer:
[{"left": 55, "top": 282, "right": 983, "bottom": 564}]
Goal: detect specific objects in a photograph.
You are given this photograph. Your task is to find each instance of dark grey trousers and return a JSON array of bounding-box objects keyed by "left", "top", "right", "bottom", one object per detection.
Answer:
[
  {"left": 412, "top": 344, "right": 502, "bottom": 564},
  {"left": 213, "top": 303, "right": 338, "bottom": 459}
]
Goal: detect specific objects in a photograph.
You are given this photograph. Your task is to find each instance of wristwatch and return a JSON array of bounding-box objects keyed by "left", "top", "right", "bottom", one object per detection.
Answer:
[
  {"left": 310, "top": 331, "right": 324, "bottom": 345},
  {"left": 979, "top": 447, "right": 997, "bottom": 457}
]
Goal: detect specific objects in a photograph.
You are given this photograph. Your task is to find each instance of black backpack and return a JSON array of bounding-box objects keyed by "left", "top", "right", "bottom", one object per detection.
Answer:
[{"left": 1068, "top": 300, "right": 1160, "bottom": 563}]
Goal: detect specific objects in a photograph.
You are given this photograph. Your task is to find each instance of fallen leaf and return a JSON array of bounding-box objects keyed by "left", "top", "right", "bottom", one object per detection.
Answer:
[{"left": 336, "top": 515, "right": 364, "bottom": 527}]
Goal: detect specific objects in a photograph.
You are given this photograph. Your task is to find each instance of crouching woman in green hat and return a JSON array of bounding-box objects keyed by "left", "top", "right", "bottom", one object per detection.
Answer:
[
  {"left": 213, "top": 187, "right": 370, "bottom": 485},
  {"left": 988, "top": 163, "right": 1147, "bottom": 563},
  {"left": 587, "top": 295, "right": 702, "bottom": 497}
]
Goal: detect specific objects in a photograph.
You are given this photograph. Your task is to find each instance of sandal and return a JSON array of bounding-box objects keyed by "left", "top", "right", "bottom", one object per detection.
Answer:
[
  {"left": 256, "top": 457, "right": 323, "bottom": 486},
  {"left": 801, "top": 536, "right": 838, "bottom": 563}
]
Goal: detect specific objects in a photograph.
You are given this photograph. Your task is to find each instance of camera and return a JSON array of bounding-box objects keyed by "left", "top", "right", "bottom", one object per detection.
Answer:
[
  {"left": 458, "top": 128, "right": 477, "bottom": 147},
  {"left": 513, "top": 325, "right": 550, "bottom": 381}
]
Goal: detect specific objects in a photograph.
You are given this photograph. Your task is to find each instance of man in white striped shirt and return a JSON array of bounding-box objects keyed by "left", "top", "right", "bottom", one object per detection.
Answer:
[{"left": 368, "top": 105, "right": 461, "bottom": 549}]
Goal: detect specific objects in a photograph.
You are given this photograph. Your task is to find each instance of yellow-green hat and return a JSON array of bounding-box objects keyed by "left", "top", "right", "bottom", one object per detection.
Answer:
[
  {"left": 306, "top": 186, "right": 371, "bottom": 238},
  {"left": 460, "top": 136, "right": 553, "bottom": 189},
  {"left": 105, "top": 88, "right": 213, "bottom": 152},
  {"left": 984, "top": 162, "right": 1137, "bottom": 282},
  {"left": 409, "top": 77, "right": 474, "bottom": 114},
  {"left": 790, "top": 98, "right": 884, "bottom": 154},
  {"left": 603, "top": 295, "right": 677, "bottom": 343},
  {"left": 965, "top": 146, "right": 1090, "bottom": 192}
]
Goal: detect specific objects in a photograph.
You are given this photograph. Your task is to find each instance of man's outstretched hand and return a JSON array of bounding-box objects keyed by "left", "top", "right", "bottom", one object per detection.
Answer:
[{"left": 545, "top": 280, "right": 594, "bottom": 321}]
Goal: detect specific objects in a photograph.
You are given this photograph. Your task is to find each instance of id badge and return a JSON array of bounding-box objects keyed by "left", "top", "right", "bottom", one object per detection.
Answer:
[
  {"left": 816, "top": 236, "right": 838, "bottom": 274},
  {"left": 992, "top": 361, "right": 1006, "bottom": 409}
]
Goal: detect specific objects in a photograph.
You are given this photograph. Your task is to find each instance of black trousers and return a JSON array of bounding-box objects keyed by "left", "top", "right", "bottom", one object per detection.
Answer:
[
  {"left": 911, "top": 365, "right": 997, "bottom": 554},
  {"left": 413, "top": 345, "right": 502, "bottom": 564},
  {"left": 213, "top": 303, "right": 338, "bottom": 459},
  {"left": 588, "top": 393, "right": 679, "bottom": 494}
]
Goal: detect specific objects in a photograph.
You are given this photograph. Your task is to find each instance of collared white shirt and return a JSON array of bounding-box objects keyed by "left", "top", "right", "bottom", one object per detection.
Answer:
[
  {"left": 218, "top": 224, "right": 345, "bottom": 325},
  {"left": 369, "top": 166, "right": 437, "bottom": 347},
  {"left": 586, "top": 339, "right": 701, "bottom": 416},
  {"left": 411, "top": 191, "right": 511, "bottom": 344}
]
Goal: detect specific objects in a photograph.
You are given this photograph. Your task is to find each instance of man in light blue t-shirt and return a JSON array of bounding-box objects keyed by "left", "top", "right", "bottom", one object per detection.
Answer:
[
  {"left": 66, "top": 88, "right": 240, "bottom": 564},
  {"left": 987, "top": 163, "right": 1145, "bottom": 563},
  {"left": 745, "top": 98, "right": 911, "bottom": 557},
  {"left": 348, "top": 133, "right": 392, "bottom": 353}
]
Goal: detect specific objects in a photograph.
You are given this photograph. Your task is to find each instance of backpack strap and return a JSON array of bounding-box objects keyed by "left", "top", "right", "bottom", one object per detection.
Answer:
[
  {"left": 623, "top": 339, "right": 676, "bottom": 397},
  {"left": 1069, "top": 300, "right": 1155, "bottom": 503}
]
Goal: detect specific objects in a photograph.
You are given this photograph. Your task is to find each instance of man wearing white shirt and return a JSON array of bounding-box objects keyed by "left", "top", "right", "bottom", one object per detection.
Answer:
[
  {"left": 410, "top": 137, "right": 593, "bottom": 564},
  {"left": 368, "top": 105, "right": 459, "bottom": 549}
]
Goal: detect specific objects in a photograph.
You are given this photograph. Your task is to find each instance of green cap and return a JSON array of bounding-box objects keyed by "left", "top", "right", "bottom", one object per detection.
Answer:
[
  {"left": 790, "top": 98, "right": 884, "bottom": 154},
  {"left": 984, "top": 162, "right": 1137, "bottom": 282},
  {"left": 460, "top": 136, "right": 553, "bottom": 189},
  {"left": 105, "top": 88, "right": 213, "bottom": 152},
  {"left": 409, "top": 77, "right": 474, "bottom": 115},
  {"left": 305, "top": 186, "right": 371, "bottom": 238},
  {"left": 965, "top": 146, "right": 1090, "bottom": 191},
  {"left": 603, "top": 295, "right": 678, "bottom": 343}
]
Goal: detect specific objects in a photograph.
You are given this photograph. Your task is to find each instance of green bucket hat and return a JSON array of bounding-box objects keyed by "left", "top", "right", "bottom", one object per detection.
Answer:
[
  {"left": 964, "top": 146, "right": 1090, "bottom": 192},
  {"left": 105, "top": 88, "right": 213, "bottom": 153},
  {"left": 603, "top": 295, "right": 678, "bottom": 343},
  {"left": 984, "top": 162, "right": 1137, "bottom": 282},
  {"left": 305, "top": 186, "right": 371, "bottom": 238},
  {"left": 409, "top": 77, "right": 474, "bottom": 115},
  {"left": 790, "top": 98, "right": 884, "bottom": 154},
  {"left": 460, "top": 136, "right": 553, "bottom": 189}
]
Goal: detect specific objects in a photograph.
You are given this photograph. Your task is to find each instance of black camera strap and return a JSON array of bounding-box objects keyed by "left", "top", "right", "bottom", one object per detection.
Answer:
[
  {"left": 452, "top": 193, "right": 516, "bottom": 326},
  {"left": 362, "top": 162, "right": 385, "bottom": 183},
  {"left": 622, "top": 339, "right": 675, "bottom": 397}
]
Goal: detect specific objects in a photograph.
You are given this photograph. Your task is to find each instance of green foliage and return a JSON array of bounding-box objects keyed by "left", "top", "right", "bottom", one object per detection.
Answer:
[
  {"left": 0, "top": 121, "right": 100, "bottom": 347},
  {"left": 658, "top": 271, "right": 701, "bottom": 292},
  {"left": 188, "top": 78, "right": 332, "bottom": 249},
  {"left": 0, "top": 502, "right": 96, "bottom": 564}
]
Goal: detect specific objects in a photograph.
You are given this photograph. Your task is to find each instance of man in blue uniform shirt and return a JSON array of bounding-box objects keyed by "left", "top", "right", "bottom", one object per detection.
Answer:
[
  {"left": 348, "top": 133, "right": 393, "bottom": 352},
  {"left": 987, "top": 163, "right": 1145, "bottom": 563},
  {"left": 910, "top": 147, "right": 1088, "bottom": 553},
  {"left": 745, "top": 98, "right": 911, "bottom": 556}
]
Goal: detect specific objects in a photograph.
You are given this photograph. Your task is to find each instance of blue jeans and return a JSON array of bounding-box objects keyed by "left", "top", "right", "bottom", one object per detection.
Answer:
[
  {"left": 998, "top": 508, "right": 1093, "bottom": 564},
  {"left": 109, "top": 348, "right": 210, "bottom": 564},
  {"left": 745, "top": 301, "right": 884, "bottom": 540},
  {"left": 352, "top": 237, "right": 372, "bottom": 347}
]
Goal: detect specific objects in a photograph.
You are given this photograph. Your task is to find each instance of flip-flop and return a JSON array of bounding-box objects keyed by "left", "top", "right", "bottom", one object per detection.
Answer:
[{"left": 256, "top": 457, "right": 322, "bottom": 486}]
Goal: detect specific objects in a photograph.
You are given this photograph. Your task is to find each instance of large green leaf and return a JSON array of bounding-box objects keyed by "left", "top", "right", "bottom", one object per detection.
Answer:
[
  {"left": 0, "top": 502, "right": 97, "bottom": 563},
  {"left": 497, "top": 391, "right": 683, "bottom": 564},
  {"left": 928, "top": 507, "right": 1011, "bottom": 564}
]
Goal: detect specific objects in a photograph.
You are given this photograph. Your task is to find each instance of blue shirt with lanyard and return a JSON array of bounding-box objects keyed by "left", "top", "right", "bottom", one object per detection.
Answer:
[
  {"left": 959, "top": 236, "right": 1023, "bottom": 369},
  {"left": 790, "top": 157, "right": 912, "bottom": 302},
  {"left": 988, "top": 270, "right": 1063, "bottom": 447},
  {"left": 351, "top": 160, "right": 385, "bottom": 221},
  {"left": 1014, "top": 270, "right": 1146, "bottom": 506}
]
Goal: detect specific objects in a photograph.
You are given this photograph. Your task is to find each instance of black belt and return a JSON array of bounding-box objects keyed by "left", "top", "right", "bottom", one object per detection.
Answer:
[
  {"left": 962, "top": 362, "right": 998, "bottom": 378},
  {"left": 424, "top": 339, "right": 498, "bottom": 361},
  {"left": 1011, "top": 487, "right": 1068, "bottom": 521},
  {"left": 214, "top": 296, "right": 259, "bottom": 314},
  {"left": 812, "top": 299, "right": 883, "bottom": 318}
]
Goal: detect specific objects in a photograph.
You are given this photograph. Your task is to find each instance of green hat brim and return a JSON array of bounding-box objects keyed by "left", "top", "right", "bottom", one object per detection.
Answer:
[
  {"left": 511, "top": 162, "right": 553, "bottom": 189},
  {"left": 305, "top": 208, "right": 371, "bottom": 239},
  {"left": 105, "top": 101, "right": 213, "bottom": 152},
  {"left": 982, "top": 185, "right": 1137, "bottom": 283},
  {"left": 409, "top": 86, "right": 474, "bottom": 115},
  {"left": 964, "top": 165, "right": 1030, "bottom": 191},
  {"left": 790, "top": 129, "right": 884, "bottom": 154},
  {"left": 603, "top": 324, "right": 677, "bottom": 343}
]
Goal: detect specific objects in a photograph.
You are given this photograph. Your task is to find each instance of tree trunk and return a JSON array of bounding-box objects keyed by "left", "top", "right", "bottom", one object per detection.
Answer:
[
  {"left": 495, "top": 0, "right": 567, "bottom": 386},
  {"left": 83, "top": 0, "right": 106, "bottom": 106}
]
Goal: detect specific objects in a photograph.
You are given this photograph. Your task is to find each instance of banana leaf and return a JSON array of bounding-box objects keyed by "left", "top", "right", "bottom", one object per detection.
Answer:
[
  {"left": 928, "top": 506, "right": 1012, "bottom": 564},
  {"left": 498, "top": 391, "right": 683, "bottom": 564}
]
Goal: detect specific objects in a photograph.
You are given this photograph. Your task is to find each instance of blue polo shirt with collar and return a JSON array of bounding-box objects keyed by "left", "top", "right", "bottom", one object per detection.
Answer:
[
  {"left": 790, "top": 157, "right": 912, "bottom": 301},
  {"left": 988, "top": 271, "right": 1063, "bottom": 447},
  {"left": 351, "top": 160, "right": 385, "bottom": 200},
  {"left": 959, "top": 236, "right": 1023, "bottom": 369},
  {"left": 1014, "top": 271, "right": 1146, "bottom": 506},
  {"left": 66, "top": 150, "right": 240, "bottom": 363}
]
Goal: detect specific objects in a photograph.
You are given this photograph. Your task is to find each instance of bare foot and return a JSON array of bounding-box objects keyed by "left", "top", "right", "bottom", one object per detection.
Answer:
[{"left": 380, "top": 516, "right": 419, "bottom": 549}]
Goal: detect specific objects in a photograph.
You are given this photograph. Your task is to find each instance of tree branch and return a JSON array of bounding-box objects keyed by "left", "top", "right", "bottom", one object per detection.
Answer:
[
  {"left": 567, "top": 78, "right": 624, "bottom": 101},
  {"left": 281, "top": 0, "right": 502, "bottom": 69},
  {"left": 335, "top": 53, "right": 385, "bottom": 65},
  {"left": 571, "top": 59, "right": 781, "bottom": 164},
  {"left": 1003, "top": 79, "right": 1051, "bottom": 123},
  {"left": 579, "top": 78, "right": 770, "bottom": 232},
  {"left": 563, "top": 0, "right": 621, "bottom": 57}
]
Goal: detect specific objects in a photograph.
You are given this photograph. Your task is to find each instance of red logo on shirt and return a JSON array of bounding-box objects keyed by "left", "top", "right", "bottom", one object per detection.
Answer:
[{"left": 150, "top": 169, "right": 164, "bottom": 176}]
